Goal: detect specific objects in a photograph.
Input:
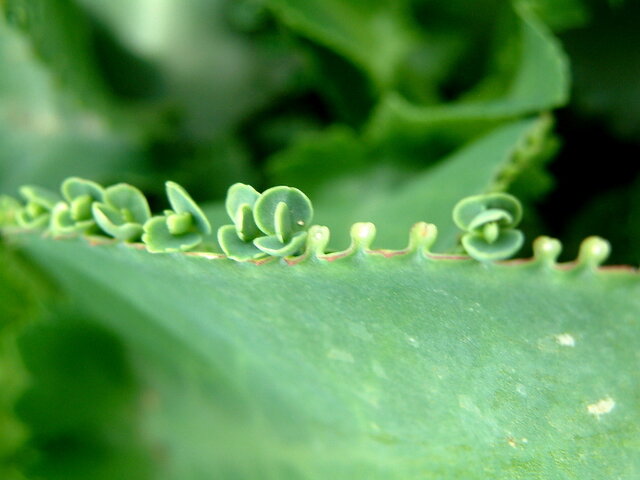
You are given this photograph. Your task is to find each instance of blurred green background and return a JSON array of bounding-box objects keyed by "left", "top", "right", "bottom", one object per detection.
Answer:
[{"left": 1, "top": 0, "right": 638, "bottom": 478}]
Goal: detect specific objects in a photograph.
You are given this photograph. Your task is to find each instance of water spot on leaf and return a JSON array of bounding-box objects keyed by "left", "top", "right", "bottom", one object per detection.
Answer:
[
  {"left": 587, "top": 397, "right": 615, "bottom": 418},
  {"left": 555, "top": 333, "right": 576, "bottom": 347}
]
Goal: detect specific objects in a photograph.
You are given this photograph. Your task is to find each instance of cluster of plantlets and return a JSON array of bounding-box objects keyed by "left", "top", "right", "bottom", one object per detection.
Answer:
[
  {"left": 217, "top": 183, "right": 313, "bottom": 260},
  {"left": 0, "top": 177, "right": 616, "bottom": 269},
  {"left": 1, "top": 178, "right": 210, "bottom": 252}
]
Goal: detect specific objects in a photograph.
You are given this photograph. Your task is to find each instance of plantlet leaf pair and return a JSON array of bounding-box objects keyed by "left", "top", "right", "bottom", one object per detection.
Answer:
[
  {"left": 218, "top": 183, "right": 313, "bottom": 260},
  {"left": 15, "top": 186, "right": 61, "bottom": 230},
  {"left": 142, "top": 182, "right": 211, "bottom": 253},
  {"left": 453, "top": 193, "right": 524, "bottom": 261},
  {"left": 92, "top": 184, "right": 151, "bottom": 242},
  {"left": 50, "top": 178, "right": 104, "bottom": 235}
]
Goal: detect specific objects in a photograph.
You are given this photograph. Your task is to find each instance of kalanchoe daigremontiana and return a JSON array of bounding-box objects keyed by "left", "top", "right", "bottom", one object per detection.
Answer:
[
  {"left": 453, "top": 193, "right": 524, "bottom": 261},
  {"left": 51, "top": 177, "right": 105, "bottom": 235},
  {"left": 218, "top": 183, "right": 313, "bottom": 260},
  {"left": 92, "top": 184, "right": 151, "bottom": 242},
  {"left": 15, "top": 185, "right": 61, "bottom": 230},
  {"left": 142, "top": 181, "right": 211, "bottom": 253}
]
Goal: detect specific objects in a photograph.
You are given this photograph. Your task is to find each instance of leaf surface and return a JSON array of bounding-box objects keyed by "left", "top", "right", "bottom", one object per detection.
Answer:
[{"left": 13, "top": 234, "right": 640, "bottom": 480}]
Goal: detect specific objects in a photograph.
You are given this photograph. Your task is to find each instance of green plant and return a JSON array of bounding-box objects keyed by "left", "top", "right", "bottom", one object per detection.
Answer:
[{"left": 0, "top": 0, "right": 638, "bottom": 479}]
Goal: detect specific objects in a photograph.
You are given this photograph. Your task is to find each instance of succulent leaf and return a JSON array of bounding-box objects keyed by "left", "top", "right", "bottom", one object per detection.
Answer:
[
  {"left": 461, "top": 229, "right": 525, "bottom": 261},
  {"left": 218, "top": 183, "right": 314, "bottom": 260},
  {"left": 61, "top": 177, "right": 104, "bottom": 205},
  {"left": 454, "top": 193, "right": 524, "bottom": 261},
  {"left": 16, "top": 186, "right": 61, "bottom": 229},
  {"left": 234, "top": 203, "right": 261, "bottom": 241},
  {"left": 141, "top": 183, "right": 212, "bottom": 253},
  {"left": 92, "top": 184, "right": 151, "bottom": 242},
  {"left": 50, "top": 202, "right": 95, "bottom": 235},
  {"left": 103, "top": 184, "right": 151, "bottom": 224},
  {"left": 467, "top": 209, "right": 514, "bottom": 232},
  {"left": 44, "top": 178, "right": 107, "bottom": 235},
  {"left": 253, "top": 231, "right": 308, "bottom": 257},
  {"left": 217, "top": 224, "right": 266, "bottom": 261},
  {"left": 92, "top": 203, "right": 144, "bottom": 242},
  {"left": 166, "top": 212, "right": 194, "bottom": 236},
  {"left": 165, "top": 181, "right": 211, "bottom": 236},
  {"left": 274, "top": 201, "right": 293, "bottom": 243},
  {"left": 225, "top": 183, "right": 260, "bottom": 220},
  {"left": 253, "top": 186, "right": 313, "bottom": 237},
  {"left": 141, "top": 216, "right": 203, "bottom": 253},
  {"left": 453, "top": 193, "right": 522, "bottom": 231}
]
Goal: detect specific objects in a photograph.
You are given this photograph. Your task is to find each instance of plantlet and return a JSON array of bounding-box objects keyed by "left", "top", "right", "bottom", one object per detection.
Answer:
[
  {"left": 142, "top": 181, "right": 212, "bottom": 253},
  {"left": 14, "top": 186, "right": 60, "bottom": 230},
  {"left": 92, "top": 183, "right": 151, "bottom": 242},
  {"left": 219, "top": 183, "right": 313, "bottom": 259},
  {"left": 452, "top": 193, "right": 524, "bottom": 261}
]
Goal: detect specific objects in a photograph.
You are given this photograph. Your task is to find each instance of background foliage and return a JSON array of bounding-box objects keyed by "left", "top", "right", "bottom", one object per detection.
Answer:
[{"left": 0, "top": 0, "right": 638, "bottom": 478}]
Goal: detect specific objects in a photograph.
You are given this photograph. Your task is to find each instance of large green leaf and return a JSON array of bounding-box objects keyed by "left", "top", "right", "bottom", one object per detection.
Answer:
[{"left": 11, "top": 233, "right": 640, "bottom": 479}]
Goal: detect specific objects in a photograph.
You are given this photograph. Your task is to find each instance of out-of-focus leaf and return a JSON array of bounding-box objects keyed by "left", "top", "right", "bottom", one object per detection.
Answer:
[
  {"left": 561, "top": 1, "right": 640, "bottom": 140},
  {"left": 17, "top": 316, "right": 153, "bottom": 480},
  {"left": 271, "top": 117, "right": 551, "bottom": 250},
  {"left": 77, "top": 0, "right": 304, "bottom": 139},
  {"left": 0, "top": 241, "right": 55, "bottom": 480},
  {"left": 0, "top": 20, "right": 145, "bottom": 194},
  {"left": 268, "top": 125, "right": 369, "bottom": 189},
  {"left": 562, "top": 176, "right": 640, "bottom": 266},
  {"left": 520, "top": 0, "right": 589, "bottom": 31},
  {"left": 2, "top": 0, "right": 115, "bottom": 112},
  {"left": 265, "top": 0, "right": 419, "bottom": 90},
  {"left": 366, "top": 4, "right": 568, "bottom": 160}
]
